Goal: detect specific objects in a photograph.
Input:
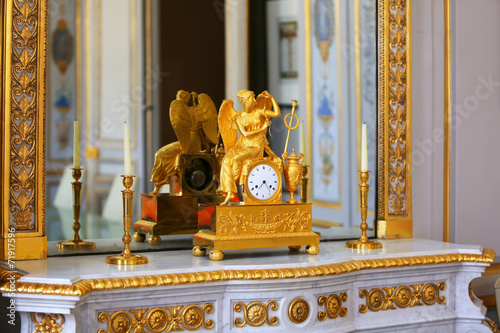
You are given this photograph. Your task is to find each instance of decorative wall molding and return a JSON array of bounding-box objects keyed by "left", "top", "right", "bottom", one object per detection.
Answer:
[
  {"left": 359, "top": 282, "right": 446, "bottom": 313},
  {"left": 233, "top": 300, "right": 278, "bottom": 328},
  {"left": 31, "top": 313, "right": 65, "bottom": 333},
  {"left": 377, "top": 0, "right": 412, "bottom": 238},
  {"left": 98, "top": 303, "right": 214, "bottom": 332},
  {"left": 1, "top": 0, "right": 47, "bottom": 260},
  {"left": 318, "top": 292, "right": 348, "bottom": 320}
]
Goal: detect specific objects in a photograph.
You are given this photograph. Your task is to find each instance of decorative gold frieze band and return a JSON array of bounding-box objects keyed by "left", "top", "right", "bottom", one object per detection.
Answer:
[
  {"left": 9, "top": 0, "right": 45, "bottom": 232},
  {"left": 386, "top": 0, "right": 410, "bottom": 216},
  {"left": 31, "top": 313, "right": 65, "bottom": 333},
  {"left": 378, "top": 0, "right": 412, "bottom": 220},
  {"left": 233, "top": 300, "right": 278, "bottom": 327},
  {"left": 97, "top": 303, "right": 214, "bottom": 332},
  {"left": 0, "top": 249, "right": 494, "bottom": 297},
  {"left": 288, "top": 298, "right": 310, "bottom": 324},
  {"left": 318, "top": 292, "right": 348, "bottom": 321},
  {"left": 359, "top": 282, "right": 446, "bottom": 313},
  {"left": 217, "top": 206, "right": 311, "bottom": 236}
]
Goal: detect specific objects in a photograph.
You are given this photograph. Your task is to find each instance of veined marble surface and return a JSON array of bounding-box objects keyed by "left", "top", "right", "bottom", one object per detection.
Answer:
[
  {"left": 2, "top": 238, "right": 494, "bottom": 333},
  {"left": 1, "top": 238, "right": 484, "bottom": 285}
]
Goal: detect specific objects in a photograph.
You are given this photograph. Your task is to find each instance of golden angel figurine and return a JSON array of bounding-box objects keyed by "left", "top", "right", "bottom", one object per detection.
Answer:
[
  {"left": 218, "top": 90, "right": 281, "bottom": 205},
  {"left": 150, "top": 90, "right": 218, "bottom": 195}
]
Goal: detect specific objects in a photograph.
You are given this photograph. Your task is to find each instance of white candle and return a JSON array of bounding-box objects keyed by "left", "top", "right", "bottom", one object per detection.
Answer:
[
  {"left": 361, "top": 122, "right": 368, "bottom": 172},
  {"left": 73, "top": 120, "right": 80, "bottom": 169},
  {"left": 123, "top": 122, "right": 132, "bottom": 175},
  {"left": 300, "top": 122, "right": 306, "bottom": 165}
]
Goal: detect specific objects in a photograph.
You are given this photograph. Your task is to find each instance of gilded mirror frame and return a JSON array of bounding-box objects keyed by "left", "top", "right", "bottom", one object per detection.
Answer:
[{"left": 0, "top": 0, "right": 411, "bottom": 260}]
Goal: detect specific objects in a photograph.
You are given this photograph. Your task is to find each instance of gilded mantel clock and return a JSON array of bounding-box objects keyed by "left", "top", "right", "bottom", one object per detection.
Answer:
[{"left": 192, "top": 91, "right": 320, "bottom": 261}]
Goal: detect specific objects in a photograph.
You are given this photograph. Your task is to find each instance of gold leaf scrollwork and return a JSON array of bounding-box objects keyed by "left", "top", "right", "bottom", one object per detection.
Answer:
[
  {"left": 234, "top": 300, "right": 278, "bottom": 327},
  {"left": 422, "top": 282, "right": 447, "bottom": 306},
  {"left": 288, "top": 298, "right": 310, "bottom": 324},
  {"left": 359, "top": 282, "right": 446, "bottom": 313},
  {"left": 97, "top": 303, "right": 214, "bottom": 332},
  {"left": 31, "top": 313, "right": 65, "bottom": 333},
  {"left": 387, "top": 0, "right": 408, "bottom": 216},
  {"left": 318, "top": 292, "right": 348, "bottom": 321},
  {"left": 9, "top": 0, "right": 39, "bottom": 231}
]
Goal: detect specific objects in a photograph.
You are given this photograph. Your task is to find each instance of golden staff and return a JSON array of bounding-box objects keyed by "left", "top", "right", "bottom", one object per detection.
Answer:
[{"left": 283, "top": 100, "right": 299, "bottom": 155}]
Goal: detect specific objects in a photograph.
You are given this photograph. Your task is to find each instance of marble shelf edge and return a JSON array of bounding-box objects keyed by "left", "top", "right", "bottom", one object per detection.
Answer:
[{"left": 0, "top": 240, "right": 494, "bottom": 298}]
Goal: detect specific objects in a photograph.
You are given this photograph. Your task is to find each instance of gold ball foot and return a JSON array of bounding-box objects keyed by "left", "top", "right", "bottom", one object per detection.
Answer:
[
  {"left": 306, "top": 244, "right": 320, "bottom": 255},
  {"left": 288, "top": 245, "right": 301, "bottom": 252},
  {"left": 106, "top": 253, "right": 148, "bottom": 265},
  {"left": 345, "top": 240, "right": 383, "bottom": 250},
  {"left": 57, "top": 240, "right": 95, "bottom": 249},
  {"left": 148, "top": 235, "right": 161, "bottom": 245},
  {"left": 192, "top": 246, "right": 206, "bottom": 257},
  {"left": 133, "top": 232, "right": 146, "bottom": 242},
  {"left": 209, "top": 250, "right": 224, "bottom": 261}
]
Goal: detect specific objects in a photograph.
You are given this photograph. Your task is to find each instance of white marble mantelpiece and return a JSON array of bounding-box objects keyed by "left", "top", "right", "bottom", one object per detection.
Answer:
[{"left": 0, "top": 238, "right": 495, "bottom": 332}]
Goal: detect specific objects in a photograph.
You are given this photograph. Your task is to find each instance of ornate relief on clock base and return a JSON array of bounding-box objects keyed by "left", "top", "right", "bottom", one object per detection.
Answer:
[{"left": 193, "top": 203, "right": 320, "bottom": 260}]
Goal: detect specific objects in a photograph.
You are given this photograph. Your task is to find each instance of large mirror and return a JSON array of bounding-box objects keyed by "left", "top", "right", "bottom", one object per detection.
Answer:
[{"left": 0, "top": 0, "right": 412, "bottom": 260}]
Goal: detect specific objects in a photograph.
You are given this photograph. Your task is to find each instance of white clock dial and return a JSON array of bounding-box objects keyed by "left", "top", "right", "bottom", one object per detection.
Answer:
[{"left": 247, "top": 163, "right": 280, "bottom": 200}]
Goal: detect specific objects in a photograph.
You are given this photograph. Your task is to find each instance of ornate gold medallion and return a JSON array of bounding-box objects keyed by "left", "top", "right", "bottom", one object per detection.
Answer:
[{"left": 288, "top": 298, "right": 310, "bottom": 324}]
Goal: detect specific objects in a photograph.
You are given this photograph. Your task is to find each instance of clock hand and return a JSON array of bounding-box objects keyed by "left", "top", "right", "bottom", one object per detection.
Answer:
[{"left": 261, "top": 181, "right": 272, "bottom": 194}]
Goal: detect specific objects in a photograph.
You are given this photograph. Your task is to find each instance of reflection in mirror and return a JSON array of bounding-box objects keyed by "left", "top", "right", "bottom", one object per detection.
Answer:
[{"left": 44, "top": 0, "right": 377, "bottom": 253}]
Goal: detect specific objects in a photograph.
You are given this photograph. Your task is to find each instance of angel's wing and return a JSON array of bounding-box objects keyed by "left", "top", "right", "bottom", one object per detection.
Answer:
[
  {"left": 255, "top": 91, "right": 273, "bottom": 111},
  {"left": 170, "top": 99, "right": 193, "bottom": 153},
  {"left": 196, "top": 93, "right": 218, "bottom": 144},
  {"left": 218, "top": 100, "right": 238, "bottom": 151}
]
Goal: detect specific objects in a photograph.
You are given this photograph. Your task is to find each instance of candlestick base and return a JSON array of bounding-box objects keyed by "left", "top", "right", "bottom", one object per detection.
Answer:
[
  {"left": 107, "top": 175, "right": 149, "bottom": 265},
  {"left": 345, "top": 171, "right": 383, "bottom": 251},
  {"left": 345, "top": 239, "right": 382, "bottom": 250},
  {"left": 106, "top": 253, "right": 148, "bottom": 265},
  {"left": 57, "top": 240, "right": 95, "bottom": 249}
]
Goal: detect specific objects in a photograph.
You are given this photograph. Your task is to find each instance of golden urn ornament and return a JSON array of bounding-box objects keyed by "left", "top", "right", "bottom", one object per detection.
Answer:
[{"left": 283, "top": 149, "right": 304, "bottom": 204}]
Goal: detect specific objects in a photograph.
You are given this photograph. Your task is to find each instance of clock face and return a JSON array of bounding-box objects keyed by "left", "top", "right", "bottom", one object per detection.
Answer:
[{"left": 247, "top": 162, "right": 281, "bottom": 201}]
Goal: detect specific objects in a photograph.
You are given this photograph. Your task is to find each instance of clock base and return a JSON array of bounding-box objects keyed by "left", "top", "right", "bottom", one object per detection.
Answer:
[{"left": 193, "top": 202, "right": 320, "bottom": 260}]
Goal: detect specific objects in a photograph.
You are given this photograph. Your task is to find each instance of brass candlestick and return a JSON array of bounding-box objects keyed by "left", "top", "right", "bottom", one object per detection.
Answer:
[
  {"left": 346, "top": 171, "right": 382, "bottom": 250},
  {"left": 106, "top": 175, "right": 148, "bottom": 265},
  {"left": 300, "top": 165, "right": 308, "bottom": 203},
  {"left": 58, "top": 168, "right": 95, "bottom": 249}
]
